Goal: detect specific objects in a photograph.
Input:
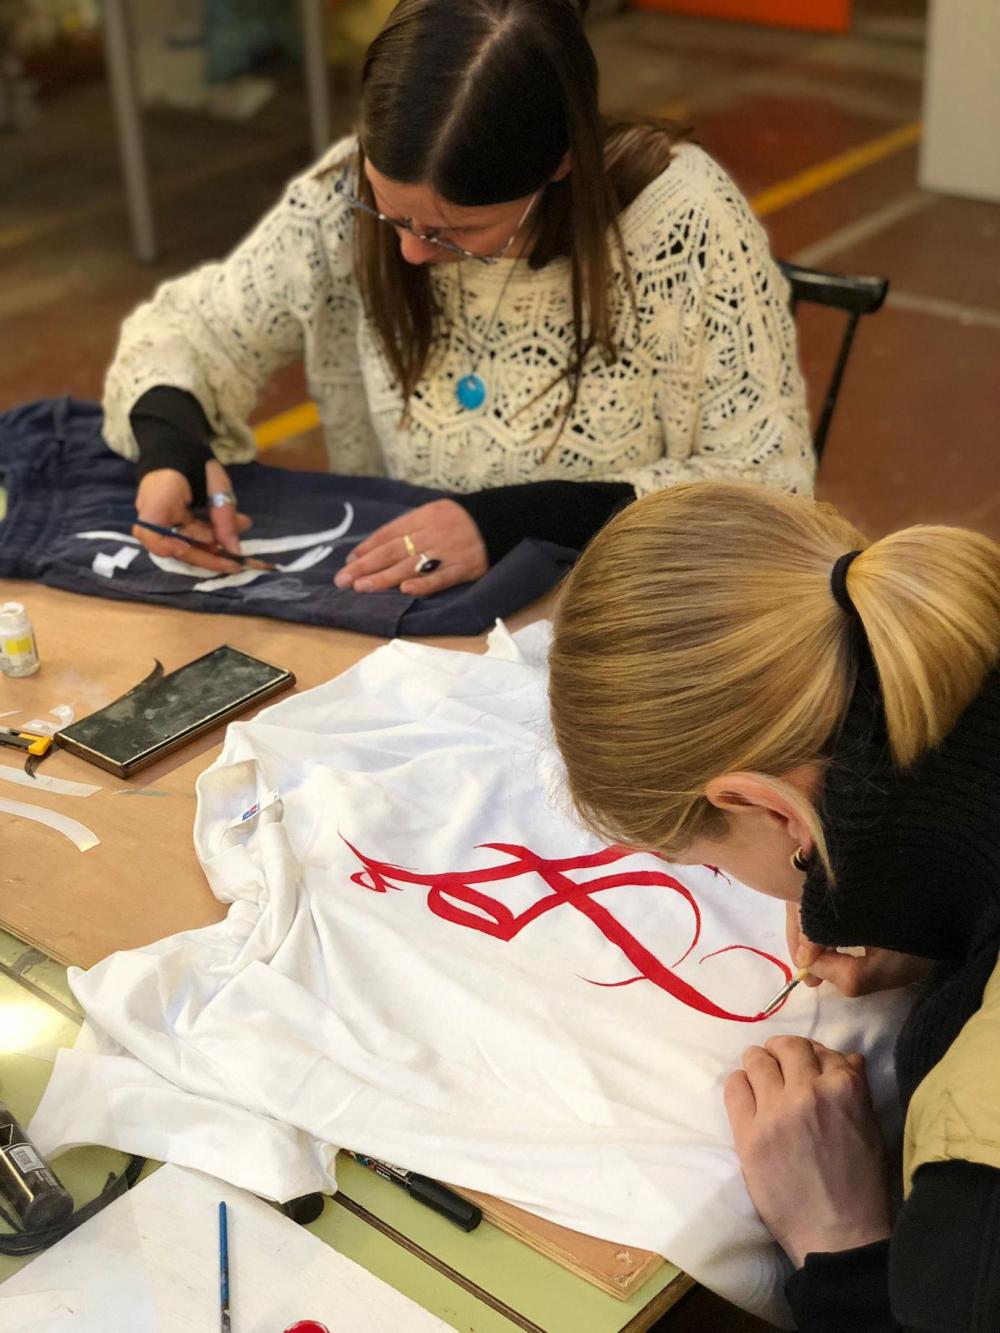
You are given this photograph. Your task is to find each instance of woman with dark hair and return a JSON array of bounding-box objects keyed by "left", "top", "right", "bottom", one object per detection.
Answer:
[{"left": 105, "top": 0, "right": 811, "bottom": 595}]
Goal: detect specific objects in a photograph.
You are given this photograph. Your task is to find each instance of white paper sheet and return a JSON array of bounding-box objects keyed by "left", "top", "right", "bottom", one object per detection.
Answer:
[{"left": 0, "top": 1165, "right": 451, "bottom": 1333}]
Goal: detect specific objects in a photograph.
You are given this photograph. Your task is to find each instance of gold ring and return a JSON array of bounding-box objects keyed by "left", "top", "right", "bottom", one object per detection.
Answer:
[{"left": 403, "top": 534, "right": 416, "bottom": 558}]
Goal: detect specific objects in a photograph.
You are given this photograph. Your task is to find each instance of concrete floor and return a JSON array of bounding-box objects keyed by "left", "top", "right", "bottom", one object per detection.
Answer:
[
  {"left": 1, "top": 7, "right": 998, "bottom": 544},
  {"left": 0, "top": 8, "right": 997, "bottom": 1330}
]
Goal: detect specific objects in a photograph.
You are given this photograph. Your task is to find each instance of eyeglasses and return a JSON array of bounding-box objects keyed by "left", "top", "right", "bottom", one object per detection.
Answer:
[{"left": 334, "top": 169, "right": 539, "bottom": 265}]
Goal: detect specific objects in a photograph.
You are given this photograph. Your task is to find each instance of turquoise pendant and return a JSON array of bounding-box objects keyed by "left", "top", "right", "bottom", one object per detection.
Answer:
[{"left": 456, "top": 374, "right": 486, "bottom": 410}]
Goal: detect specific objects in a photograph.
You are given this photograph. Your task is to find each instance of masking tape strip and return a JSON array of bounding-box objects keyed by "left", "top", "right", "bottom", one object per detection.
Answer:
[
  {"left": 75, "top": 530, "right": 143, "bottom": 545},
  {"left": 0, "top": 797, "right": 100, "bottom": 851},
  {"left": 237, "top": 508, "right": 354, "bottom": 554},
  {"left": 22, "top": 704, "right": 75, "bottom": 738},
  {"left": 0, "top": 765, "right": 102, "bottom": 798}
]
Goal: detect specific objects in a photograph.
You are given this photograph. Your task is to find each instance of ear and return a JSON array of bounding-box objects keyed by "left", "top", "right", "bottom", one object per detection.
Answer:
[
  {"left": 550, "top": 151, "right": 572, "bottom": 183},
  {"left": 703, "top": 768, "right": 819, "bottom": 852}
]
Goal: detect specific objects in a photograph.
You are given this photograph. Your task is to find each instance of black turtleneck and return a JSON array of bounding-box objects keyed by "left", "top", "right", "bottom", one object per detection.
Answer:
[
  {"left": 785, "top": 653, "right": 1000, "bottom": 1332},
  {"left": 801, "top": 654, "right": 1000, "bottom": 1104}
]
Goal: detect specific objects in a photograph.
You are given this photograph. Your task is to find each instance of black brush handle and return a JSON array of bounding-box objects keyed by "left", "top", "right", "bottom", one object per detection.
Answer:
[{"left": 405, "top": 1173, "right": 482, "bottom": 1231}]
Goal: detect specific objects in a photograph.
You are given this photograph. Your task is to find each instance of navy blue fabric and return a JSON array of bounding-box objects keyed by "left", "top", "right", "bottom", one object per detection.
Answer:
[{"left": 0, "top": 399, "right": 576, "bottom": 638}]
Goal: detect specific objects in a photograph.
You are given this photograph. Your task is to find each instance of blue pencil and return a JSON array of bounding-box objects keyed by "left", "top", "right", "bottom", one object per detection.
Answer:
[{"left": 219, "top": 1200, "right": 231, "bottom": 1333}]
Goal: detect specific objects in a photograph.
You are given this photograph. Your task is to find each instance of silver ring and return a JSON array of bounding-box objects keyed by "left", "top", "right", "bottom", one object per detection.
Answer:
[
  {"left": 414, "top": 553, "right": 441, "bottom": 575},
  {"left": 208, "top": 491, "right": 238, "bottom": 509}
]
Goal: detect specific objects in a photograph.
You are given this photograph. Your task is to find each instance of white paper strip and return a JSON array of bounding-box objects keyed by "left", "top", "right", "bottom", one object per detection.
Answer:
[
  {"left": 0, "top": 798, "right": 100, "bottom": 851},
  {"left": 0, "top": 765, "right": 102, "bottom": 798},
  {"left": 74, "top": 507, "right": 354, "bottom": 558},
  {"left": 75, "top": 530, "right": 142, "bottom": 545},
  {"left": 192, "top": 542, "right": 335, "bottom": 592},
  {"left": 238, "top": 508, "right": 354, "bottom": 554},
  {"left": 93, "top": 546, "right": 140, "bottom": 579}
]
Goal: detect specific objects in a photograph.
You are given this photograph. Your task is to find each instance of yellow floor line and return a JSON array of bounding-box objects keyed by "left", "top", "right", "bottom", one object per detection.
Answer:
[
  {"left": 254, "top": 400, "right": 321, "bottom": 448},
  {"left": 254, "top": 118, "right": 923, "bottom": 453},
  {"left": 645, "top": 98, "right": 691, "bottom": 122},
  {"left": 751, "top": 120, "right": 922, "bottom": 218}
]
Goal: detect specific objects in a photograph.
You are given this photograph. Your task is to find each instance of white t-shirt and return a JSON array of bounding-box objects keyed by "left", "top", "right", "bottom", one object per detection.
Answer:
[{"left": 31, "top": 625, "right": 912, "bottom": 1326}]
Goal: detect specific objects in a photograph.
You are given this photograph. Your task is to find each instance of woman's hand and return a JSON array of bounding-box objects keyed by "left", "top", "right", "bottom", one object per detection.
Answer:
[
  {"left": 724, "top": 1036, "right": 892, "bottom": 1268},
  {"left": 785, "top": 903, "right": 933, "bottom": 997},
  {"left": 335, "top": 499, "right": 488, "bottom": 597},
  {"left": 133, "top": 460, "right": 252, "bottom": 572}
]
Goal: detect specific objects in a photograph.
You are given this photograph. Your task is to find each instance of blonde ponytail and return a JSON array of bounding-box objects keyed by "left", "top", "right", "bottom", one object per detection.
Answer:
[
  {"left": 549, "top": 482, "right": 1000, "bottom": 858},
  {"left": 846, "top": 527, "right": 1000, "bottom": 766}
]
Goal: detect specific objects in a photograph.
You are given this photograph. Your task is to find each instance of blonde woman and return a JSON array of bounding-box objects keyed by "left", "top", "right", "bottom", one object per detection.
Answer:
[
  {"left": 548, "top": 482, "right": 1000, "bottom": 1331},
  {"left": 102, "top": 0, "right": 810, "bottom": 592}
]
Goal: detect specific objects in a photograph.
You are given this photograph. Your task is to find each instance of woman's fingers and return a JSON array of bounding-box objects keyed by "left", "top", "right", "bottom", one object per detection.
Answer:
[
  {"left": 347, "top": 514, "right": 413, "bottom": 563},
  {"left": 763, "top": 1034, "right": 824, "bottom": 1085},
  {"left": 723, "top": 1069, "right": 757, "bottom": 1128},
  {"left": 344, "top": 556, "right": 416, "bottom": 594},
  {"left": 784, "top": 903, "right": 825, "bottom": 988},
  {"left": 338, "top": 499, "right": 488, "bottom": 594},
  {"left": 131, "top": 522, "right": 199, "bottom": 564},
  {"left": 159, "top": 520, "right": 244, "bottom": 572},
  {"left": 336, "top": 535, "right": 412, "bottom": 588},
  {"left": 400, "top": 565, "right": 469, "bottom": 596},
  {"left": 740, "top": 1044, "right": 785, "bottom": 1105},
  {"left": 725, "top": 1034, "right": 891, "bottom": 1267},
  {"left": 336, "top": 500, "right": 488, "bottom": 595},
  {"left": 804, "top": 947, "right": 933, "bottom": 998},
  {"left": 134, "top": 465, "right": 247, "bottom": 572},
  {"left": 205, "top": 460, "right": 248, "bottom": 558}
]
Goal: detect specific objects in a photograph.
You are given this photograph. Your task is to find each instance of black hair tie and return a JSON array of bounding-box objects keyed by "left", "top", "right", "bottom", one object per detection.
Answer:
[{"left": 830, "top": 549, "right": 862, "bottom": 616}]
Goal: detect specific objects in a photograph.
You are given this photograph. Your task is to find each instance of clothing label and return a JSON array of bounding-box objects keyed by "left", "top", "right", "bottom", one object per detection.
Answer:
[
  {"left": 233, "top": 788, "right": 280, "bottom": 827},
  {"left": 8, "top": 1143, "right": 45, "bottom": 1174}
]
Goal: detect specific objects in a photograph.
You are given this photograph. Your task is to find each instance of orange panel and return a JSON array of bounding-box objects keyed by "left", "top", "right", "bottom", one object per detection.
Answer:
[{"left": 631, "top": 0, "right": 852, "bottom": 34}]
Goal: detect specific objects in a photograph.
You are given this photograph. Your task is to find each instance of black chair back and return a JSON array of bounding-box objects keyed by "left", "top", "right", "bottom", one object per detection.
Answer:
[{"left": 778, "top": 260, "right": 889, "bottom": 463}]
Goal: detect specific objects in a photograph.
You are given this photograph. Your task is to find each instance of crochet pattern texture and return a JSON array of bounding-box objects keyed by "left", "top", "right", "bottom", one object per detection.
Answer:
[{"left": 104, "top": 140, "right": 813, "bottom": 498}]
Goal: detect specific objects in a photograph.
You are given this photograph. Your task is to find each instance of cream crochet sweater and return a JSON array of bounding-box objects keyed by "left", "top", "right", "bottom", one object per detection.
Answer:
[{"left": 103, "top": 138, "right": 813, "bottom": 498}]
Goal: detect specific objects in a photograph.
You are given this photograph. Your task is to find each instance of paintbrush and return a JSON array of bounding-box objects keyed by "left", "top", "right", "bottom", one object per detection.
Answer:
[
  {"left": 760, "top": 966, "right": 811, "bottom": 1018},
  {"left": 134, "top": 520, "right": 277, "bottom": 571}
]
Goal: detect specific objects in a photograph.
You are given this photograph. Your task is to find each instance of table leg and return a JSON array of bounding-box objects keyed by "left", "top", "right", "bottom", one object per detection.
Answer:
[
  {"left": 101, "top": 0, "right": 158, "bottom": 264},
  {"left": 301, "top": 0, "right": 331, "bottom": 160}
]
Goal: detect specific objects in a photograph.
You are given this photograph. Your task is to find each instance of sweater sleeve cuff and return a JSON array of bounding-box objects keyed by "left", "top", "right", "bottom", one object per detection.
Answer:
[
  {"left": 454, "top": 481, "right": 635, "bottom": 565},
  {"left": 131, "top": 386, "right": 215, "bottom": 507},
  {"left": 785, "top": 1241, "right": 896, "bottom": 1332}
]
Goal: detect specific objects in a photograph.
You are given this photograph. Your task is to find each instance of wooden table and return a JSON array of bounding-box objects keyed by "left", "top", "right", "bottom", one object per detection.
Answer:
[{"left": 0, "top": 579, "right": 694, "bottom": 1333}]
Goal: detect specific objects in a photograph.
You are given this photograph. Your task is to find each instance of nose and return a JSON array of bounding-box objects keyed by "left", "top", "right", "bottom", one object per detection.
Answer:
[{"left": 397, "top": 229, "right": 441, "bottom": 266}]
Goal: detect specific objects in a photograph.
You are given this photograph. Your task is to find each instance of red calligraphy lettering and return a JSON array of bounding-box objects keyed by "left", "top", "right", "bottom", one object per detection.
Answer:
[{"left": 345, "top": 839, "right": 791, "bottom": 1023}]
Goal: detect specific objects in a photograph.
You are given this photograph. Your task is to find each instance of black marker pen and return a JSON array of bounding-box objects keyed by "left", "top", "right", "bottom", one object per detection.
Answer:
[{"left": 349, "top": 1153, "right": 482, "bottom": 1232}]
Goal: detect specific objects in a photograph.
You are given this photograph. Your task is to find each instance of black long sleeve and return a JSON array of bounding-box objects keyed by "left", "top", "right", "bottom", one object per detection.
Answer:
[
  {"left": 785, "top": 1240, "right": 896, "bottom": 1332},
  {"left": 130, "top": 386, "right": 214, "bottom": 506},
  {"left": 784, "top": 1161, "right": 1000, "bottom": 1332},
  {"left": 128, "top": 393, "right": 634, "bottom": 557},
  {"left": 454, "top": 480, "right": 635, "bottom": 565},
  {"left": 891, "top": 1161, "right": 1000, "bottom": 1331}
]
